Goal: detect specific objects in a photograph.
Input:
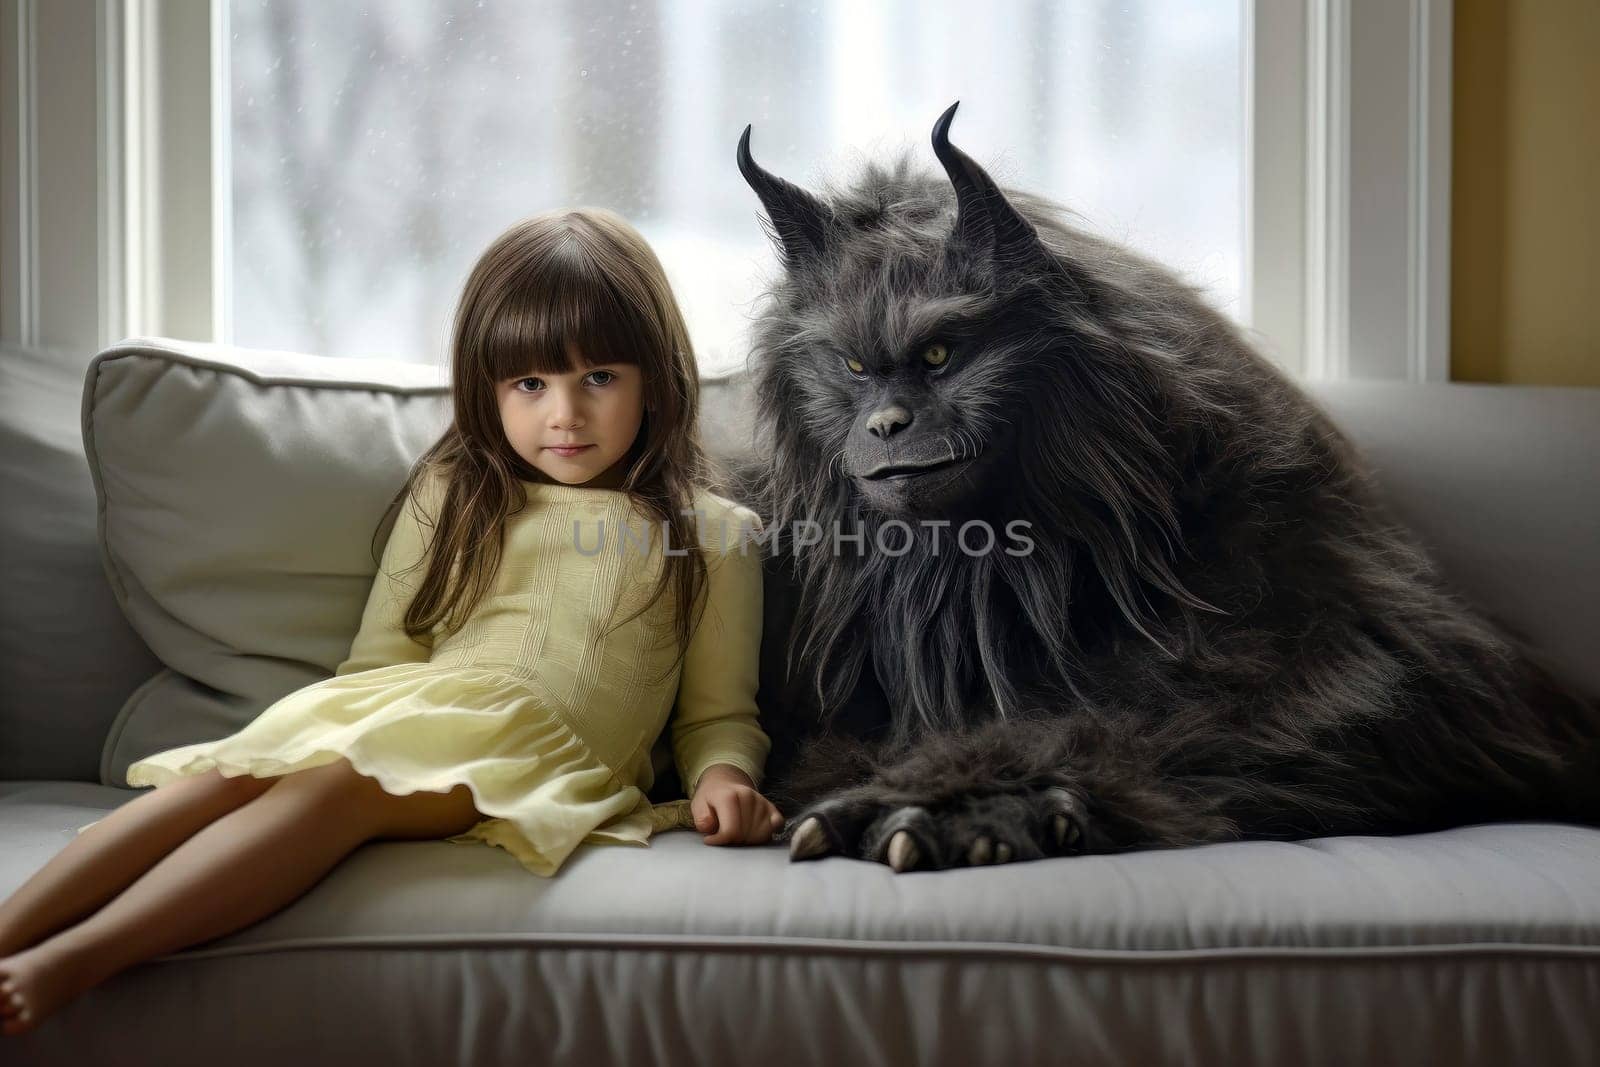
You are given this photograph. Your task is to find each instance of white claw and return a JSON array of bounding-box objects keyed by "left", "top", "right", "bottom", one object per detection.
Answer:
[
  {"left": 887, "top": 829, "right": 920, "bottom": 872},
  {"left": 789, "top": 816, "right": 832, "bottom": 861},
  {"left": 1053, "top": 813, "right": 1071, "bottom": 847},
  {"left": 994, "top": 841, "right": 1014, "bottom": 864},
  {"left": 968, "top": 835, "right": 994, "bottom": 865}
]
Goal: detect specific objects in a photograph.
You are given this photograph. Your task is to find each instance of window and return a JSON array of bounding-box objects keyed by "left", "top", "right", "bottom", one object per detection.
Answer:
[{"left": 226, "top": 0, "right": 1244, "bottom": 375}]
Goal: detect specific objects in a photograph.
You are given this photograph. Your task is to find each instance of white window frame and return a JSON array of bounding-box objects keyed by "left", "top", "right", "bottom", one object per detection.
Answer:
[
  {"left": 4, "top": 0, "right": 1451, "bottom": 382},
  {"left": 1244, "top": 0, "right": 1451, "bottom": 381}
]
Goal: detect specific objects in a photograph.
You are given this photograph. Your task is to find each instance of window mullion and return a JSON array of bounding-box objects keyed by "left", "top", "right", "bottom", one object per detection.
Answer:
[
  {"left": 1243, "top": 0, "right": 1311, "bottom": 377},
  {"left": 123, "top": 0, "right": 217, "bottom": 344}
]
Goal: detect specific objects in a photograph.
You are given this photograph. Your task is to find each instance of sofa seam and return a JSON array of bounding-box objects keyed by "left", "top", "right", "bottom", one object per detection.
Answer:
[
  {"left": 83, "top": 347, "right": 162, "bottom": 789},
  {"left": 89, "top": 337, "right": 450, "bottom": 396},
  {"left": 99, "top": 668, "right": 179, "bottom": 788},
  {"left": 148, "top": 932, "right": 1600, "bottom": 968}
]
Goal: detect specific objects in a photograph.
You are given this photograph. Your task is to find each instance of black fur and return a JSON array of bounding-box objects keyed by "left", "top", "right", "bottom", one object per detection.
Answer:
[{"left": 732, "top": 103, "right": 1600, "bottom": 871}]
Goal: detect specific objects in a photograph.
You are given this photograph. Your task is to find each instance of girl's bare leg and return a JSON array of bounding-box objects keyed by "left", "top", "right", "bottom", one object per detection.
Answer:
[
  {"left": 0, "top": 769, "right": 279, "bottom": 957},
  {"left": 0, "top": 757, "right": 482, "bottom": 1036}
]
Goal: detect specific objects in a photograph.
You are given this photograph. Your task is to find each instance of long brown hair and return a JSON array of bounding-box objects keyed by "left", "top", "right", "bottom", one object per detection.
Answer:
[{"left": 372, "top": 207, "right": 724, "bottom": 683}]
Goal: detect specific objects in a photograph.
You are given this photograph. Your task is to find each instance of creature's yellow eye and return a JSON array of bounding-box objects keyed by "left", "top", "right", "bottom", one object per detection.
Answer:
[
  {"left": 923, "top": 343, "right": 950, "bottom": 368},
  {"left": 845, "top": 357, "right": 866, "bottom": 375}
]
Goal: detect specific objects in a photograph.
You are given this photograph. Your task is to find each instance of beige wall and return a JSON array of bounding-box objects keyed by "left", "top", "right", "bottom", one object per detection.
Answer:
[{"left": 1452, "top": 0, "right": 1599, "bottom": 385}]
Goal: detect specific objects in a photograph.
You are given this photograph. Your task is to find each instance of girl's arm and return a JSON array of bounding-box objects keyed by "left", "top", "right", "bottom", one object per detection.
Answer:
[
  {"left": 670, "top": 515, "right": 772, "bottom": 798},
  {"left": 333, "top": 473, "right": 441, "bottom": 676}
]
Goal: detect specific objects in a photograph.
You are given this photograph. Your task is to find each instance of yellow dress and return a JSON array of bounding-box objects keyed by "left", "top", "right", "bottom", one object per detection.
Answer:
[{"left": 110, "top": 470, "right": 771, "bottom": 877}]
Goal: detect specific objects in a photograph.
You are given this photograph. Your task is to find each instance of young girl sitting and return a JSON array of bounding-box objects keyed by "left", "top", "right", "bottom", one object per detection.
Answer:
[{"left": 0, "top": 206, "right": 783, "bottom": 1036}]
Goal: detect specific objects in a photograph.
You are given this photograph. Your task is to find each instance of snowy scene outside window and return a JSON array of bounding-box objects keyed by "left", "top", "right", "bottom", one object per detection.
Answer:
[{"left": 228, "top": 0, "right": 1243, "bottom": 375}]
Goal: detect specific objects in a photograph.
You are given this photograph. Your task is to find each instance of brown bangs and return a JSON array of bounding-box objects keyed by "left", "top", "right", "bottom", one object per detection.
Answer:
[{"left": 483, "top": 243, "right": 659, "bottom": 384}]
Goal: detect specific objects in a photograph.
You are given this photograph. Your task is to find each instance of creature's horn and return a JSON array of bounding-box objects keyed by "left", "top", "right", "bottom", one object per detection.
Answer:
[
  {"left": 737, "top": 125, "right": 833, "bottom": 268},
  {"left": 931, "top": 101, "right": 1042, "bottom": 261}
]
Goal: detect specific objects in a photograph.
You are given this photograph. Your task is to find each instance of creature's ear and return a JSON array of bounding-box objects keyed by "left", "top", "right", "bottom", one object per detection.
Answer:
[
  {"left": 931, "top": 101, "right": 1046, "bottom": 266},
  {"left": 737, "top": 125, "right": 834, "bottom": 270}
]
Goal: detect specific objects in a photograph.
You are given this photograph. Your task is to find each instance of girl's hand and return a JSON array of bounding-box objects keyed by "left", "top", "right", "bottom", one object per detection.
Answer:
[{"left": 691, "top": 764, "right": 785, "bottom": 845}]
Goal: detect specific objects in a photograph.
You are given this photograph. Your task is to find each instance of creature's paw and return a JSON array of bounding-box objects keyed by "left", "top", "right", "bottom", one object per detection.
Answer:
[{"left": 781, "top": 785, "right": 1090, "bottom": 872}]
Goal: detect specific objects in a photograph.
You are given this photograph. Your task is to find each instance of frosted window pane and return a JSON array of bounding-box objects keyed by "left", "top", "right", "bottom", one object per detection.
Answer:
[{"left": 228, "top": 0, "right": 1243, "bottom": 374}]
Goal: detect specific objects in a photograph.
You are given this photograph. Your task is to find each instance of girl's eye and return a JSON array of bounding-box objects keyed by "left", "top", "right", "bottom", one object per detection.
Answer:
[
  {"left": 515, "top": 371, "right": 615, "bottom": 392},
  {"left": 843, "top": 356, "right": 867, "bottom": 376},
  {"left": 922, "top": 343, "right": 950, "bottom": 368}
]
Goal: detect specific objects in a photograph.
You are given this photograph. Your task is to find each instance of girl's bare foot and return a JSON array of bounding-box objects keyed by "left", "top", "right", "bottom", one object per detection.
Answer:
[{"left": 0, "top": 945, "right": 94, "bottom": 1037}]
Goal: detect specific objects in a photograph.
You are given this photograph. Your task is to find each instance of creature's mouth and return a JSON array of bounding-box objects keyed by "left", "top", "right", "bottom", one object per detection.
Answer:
[{"left": 858, "top": 454, "right": 972, "bottom": 481}]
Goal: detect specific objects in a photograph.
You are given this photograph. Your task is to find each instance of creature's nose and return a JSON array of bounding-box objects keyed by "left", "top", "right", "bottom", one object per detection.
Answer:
[{"left": 865, "top": 404, "right": 914, "bottom": 440}]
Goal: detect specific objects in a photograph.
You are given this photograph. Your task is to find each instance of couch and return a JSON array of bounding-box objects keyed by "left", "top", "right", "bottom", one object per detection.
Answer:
[{"left": 2, "top": 337, "right": 1597, "bottom": 1066}]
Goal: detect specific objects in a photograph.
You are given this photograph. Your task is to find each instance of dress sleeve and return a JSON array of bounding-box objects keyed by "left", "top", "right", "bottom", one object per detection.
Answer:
[
  {"left": 670, "top": 507, "right": 772, "bottom": 797},
  {"left": 333, "top": 473, "right": 441, "bottom": 677}
]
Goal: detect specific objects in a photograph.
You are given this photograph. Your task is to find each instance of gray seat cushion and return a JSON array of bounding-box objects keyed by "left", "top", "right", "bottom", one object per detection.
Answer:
[{"left": 2, "top": 781, "right": 1596, "bottom": 1064}]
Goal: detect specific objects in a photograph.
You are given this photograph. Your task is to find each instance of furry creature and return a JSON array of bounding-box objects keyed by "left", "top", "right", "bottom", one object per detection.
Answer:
[{"left": 731, "top": 101, "right": 1600, "bottom": 872}]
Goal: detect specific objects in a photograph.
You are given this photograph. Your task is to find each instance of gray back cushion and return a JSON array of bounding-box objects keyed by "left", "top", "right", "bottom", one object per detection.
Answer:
[
  {"left": 1, "top": 345, "right": 162, "bottom": 781},
  {"left": 1309, "top": 381, "right": 1599, "bottom": 698},
  {"left": 83, "top": 340, "right": 453, "bottom": 787}
]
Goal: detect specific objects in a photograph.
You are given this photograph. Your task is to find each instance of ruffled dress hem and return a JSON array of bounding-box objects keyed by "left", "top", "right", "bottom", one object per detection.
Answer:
[
  {"left": 97, "top": 662, "right": 700, "bottom": 878},
  {"left": 102, "top": 746, "right": 694, "bottom": 879}
]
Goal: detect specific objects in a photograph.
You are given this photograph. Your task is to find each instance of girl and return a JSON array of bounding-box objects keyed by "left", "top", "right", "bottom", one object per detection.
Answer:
[{"left": 0, "top": 207, "right": 783, "bottom": 1036}]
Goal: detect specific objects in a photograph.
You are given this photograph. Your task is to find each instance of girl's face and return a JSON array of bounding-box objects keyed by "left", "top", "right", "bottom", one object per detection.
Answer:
[{"left": 496, "top": 340, "right": 646, "bottom": 489}]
